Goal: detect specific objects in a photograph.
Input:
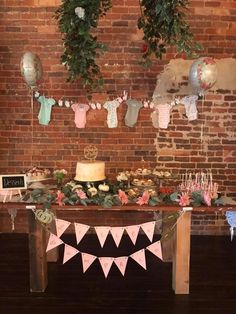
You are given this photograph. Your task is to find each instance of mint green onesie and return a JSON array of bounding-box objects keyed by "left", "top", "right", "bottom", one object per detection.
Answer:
[{"left": 37, "top": 96, "right": 56, "bottom": 125}]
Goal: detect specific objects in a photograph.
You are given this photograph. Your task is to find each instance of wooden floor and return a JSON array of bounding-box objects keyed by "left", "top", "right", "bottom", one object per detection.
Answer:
[{"left": 0, "top": 233, "right": 236, "bottom": 314}]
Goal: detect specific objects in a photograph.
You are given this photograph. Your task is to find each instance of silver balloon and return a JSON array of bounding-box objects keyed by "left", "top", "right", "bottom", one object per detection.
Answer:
[
  {"left": 20, "top": 52, "right": 43, "bottom": 88},
  {"left": 189, "top": 57, "right": 217, "bottom": 95}
]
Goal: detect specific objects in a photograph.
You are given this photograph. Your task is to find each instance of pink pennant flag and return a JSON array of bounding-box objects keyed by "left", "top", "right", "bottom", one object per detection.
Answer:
[
  {"left": 81, "top": 253, "right": 97, "bottom": 273},
  {"left": 130, "top": 249, "right": 147, "bottom": 270},
  {"left": 98, "top": 257, "right": 114, "bottom": 278},
  {"left": 63, "top": 244, "right": 79, "bottom": 264},
  {"left": 74, "top": 223, "right": 90, "bottom": 245},
  {"left": 110, "top": 227, "right": 125, "bottom": 247},
  {"left": 146, "top": 241, "right": 163, "bottom": 260},
  {"left": 141, "top": 221, "right": 156, "bottom": 242},
  {"left": 94, "top": 226, "right": 110, "bottom": 247},
  {"left": 46, "top": 233, "right": 64, "bottom": 252},
  {"left": 114, "top": 256, "right": 128, "bottom": 276},
  {"left": 55, "top": 218, "right": 71, "bottom": 237},
  {"left": 125, "top": 225, "right": 140, "bottom": 245}
]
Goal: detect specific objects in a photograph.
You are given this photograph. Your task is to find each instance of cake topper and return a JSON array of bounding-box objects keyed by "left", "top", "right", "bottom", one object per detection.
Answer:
[{"left": 84, "top": 145, "right": 98, "bottom": 162}]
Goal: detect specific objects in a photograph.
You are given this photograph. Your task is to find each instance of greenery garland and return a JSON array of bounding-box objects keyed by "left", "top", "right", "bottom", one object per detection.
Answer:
[
  {"left": 138, "top": 0, "right": 202, "bottom": 67},
  {"left": 55, "top": 0, "right": 112, "bottom": 88},
  {"left": 55, "top": 0, "right": 201, "bottom": 88}
]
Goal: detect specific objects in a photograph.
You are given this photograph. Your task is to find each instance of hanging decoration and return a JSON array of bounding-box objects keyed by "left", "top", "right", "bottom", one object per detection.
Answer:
[
  {"left": 55, "top": 0, "right": 112, "bottom": 88},
  {"left": 55, "top": 0, "right": 201, "bottom": 87},
  {"left": 137, "top": 0, "right": 202, "bottom": 67},
  {"left": 20, "top": 52, "right": 43, "bottom": 89},
  {"left": 225, "top": 211, "right": 236, "bottom": 241},
  {"left": 46, "top": 232, "right": 163, "bottom": 278},
  {"left": 188, "top": 57, "right": 218, "bottom": 95}
]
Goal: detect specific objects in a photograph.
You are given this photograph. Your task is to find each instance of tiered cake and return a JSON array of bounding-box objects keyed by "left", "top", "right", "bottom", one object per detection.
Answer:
[{"left": 74, "top": 160, "right": 105, "bottom": 182}]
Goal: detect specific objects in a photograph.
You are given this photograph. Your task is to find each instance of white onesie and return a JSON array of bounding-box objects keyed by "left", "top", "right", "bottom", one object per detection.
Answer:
[
  {"left": 181, "top": 95, "right": 198, "bottom": 121},
  {"left": 103, "top": 100, "right": 120, "bottom": 128}
]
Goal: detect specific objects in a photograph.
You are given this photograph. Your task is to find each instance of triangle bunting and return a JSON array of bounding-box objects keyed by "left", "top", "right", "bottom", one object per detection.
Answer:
[
  {"left": 94, "top": 226, "right": 110, "bottom": 247},
  {"left": 98, "top": 257, "right": 114, "bottom": 278},
  {"left": 74, "top": 223, "right": 90, "bottom": 245},
  {"left": 141, "top": 221, "right": 156, "bottom": 242},
  {"left": 81, "top": 253, "right": 97, "bottom": 273},
  {"left": 55, "top": 218, "right": 71, "bottom": 237},
  {"left": 130, "top": 249, "right": 147, "bottom": 270},
  {"left": 63, "top": 244, "right": 79, "bottom": 264},
  {"left": 146, "top": 241, "right": 163, "bottom": 260},
  {"left": 46, "top": 233, "right": 64, "bottom": 252}
]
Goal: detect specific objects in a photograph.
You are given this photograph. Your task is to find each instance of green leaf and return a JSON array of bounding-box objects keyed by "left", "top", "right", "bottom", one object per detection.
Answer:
[{"left": 170, "top": 192, "right": 179, "bottom": 202}]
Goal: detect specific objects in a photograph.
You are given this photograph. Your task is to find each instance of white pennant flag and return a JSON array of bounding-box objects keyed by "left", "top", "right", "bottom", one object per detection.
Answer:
[
  {"left": 141, "top": 221, "right": 156, "bottom": 242},
  {"left": 74, "top": 223, "right": 90, "bottom": 244},
  {"left": 46, "top": 233, "right": 64, "bottom": 252},
  {"left": 94, "top": 226, "right": 110, "bottom": 247},
  {"left": 114, "top": 256, "right": 129, "bottom": 276},
  {"left": 55, "top": 219, "right": 71, "bottom": 237},
  {"left": 98, "top": 257, "right": 114, "bottom": 278},
  {"left": 146, "top": 241, "right": 163, "bottom": 260},
  {"left": 81, "top": 253, "right": 97, "bottom": 273},
  {"left": 110, "top": 227, "right": 125, "bottom": 247},
  {"left": 63, "top": 244, "right": 79, "bottom": 264},
  {"left": 130, "top": 249, "right": 147, "bottom": 270},
  {"left": 125, "top": 225, "right": 140, "bottom": 245}
]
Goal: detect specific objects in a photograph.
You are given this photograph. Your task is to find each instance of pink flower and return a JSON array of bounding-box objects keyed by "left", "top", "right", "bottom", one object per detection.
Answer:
[
  {"left": 118, "top": 189, "right": 128, "bottom": 205},
  {"left": 178, "top": 192, "right": 190, "bottom": 207},
  {"left": 56, "top": 190, "right": 65, "bottom": 206},
  {"left": 75, "top": 189, "right": 87, "bottom": 200},
  {"left": 203, "top": 191, "right": 212, "bottom": 206},
  {"left": 136, "top": 190, "right": 150, "bottom": 206}
]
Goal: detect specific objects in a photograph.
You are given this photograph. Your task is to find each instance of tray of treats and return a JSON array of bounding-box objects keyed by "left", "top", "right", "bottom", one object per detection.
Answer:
[
  {"left": 25, "top": 167, "right": 51, "bottom": 183},
  {"left": 131, "top": 168, "right": 153, "bottom": 177},
  {"left": 152, "top": 169, "right": 173, "bottom": 179},
  {"left": 131, "top": 178, "right": 155, "bottom": 188}
]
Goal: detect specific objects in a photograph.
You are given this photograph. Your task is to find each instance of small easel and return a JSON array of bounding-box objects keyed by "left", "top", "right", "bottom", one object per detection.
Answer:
[
  {"left": 3, "top": 189, "right": 22, "bottom": 203},
  {"left": 0, "top": 174, "right": 26, "bottom": 203}
]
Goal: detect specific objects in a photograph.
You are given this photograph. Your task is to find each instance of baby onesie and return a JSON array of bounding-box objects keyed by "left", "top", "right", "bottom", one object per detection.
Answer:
[
  {"left": 155, "top": 103, "right": 172, "bottom": 129},
  {"left": 71, "top": 103, "right": 90, "bottom": 128},
  {"left": 181, "top": 95, "right": 198, "bottom": 121},
  {"left": 103, "top": 100, "right": 120, "bottom": 128},
  {"left": 125, "top": 99, "right": 143, "bottom": 127},
  {"left": 37, "top": 95, "right": 56, "bottom": 125}
]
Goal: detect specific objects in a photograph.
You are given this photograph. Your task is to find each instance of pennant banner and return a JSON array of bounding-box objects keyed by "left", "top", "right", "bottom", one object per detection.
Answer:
[
  {"left": 46, "top": 233, "right": 64, "bottom": 252},
  {"left": 130, "top": 249, "right": 147, "bottom": 270},
  {"left": 55, "top": 218, "right": 71, "bottom": 237},
  {"left": 110, "top": 227, "right": 125, "bottom": 247},
  {"left": 74, "top": 223, "right": 90, "bottom": 244},
  {"left": 146, "top": 241, "right": 163, "bottom": 260},
  {"left": 81, "top": 253, "right": 97, "bottom": 273},
  {"left": 63, "top": 244, "right": 79, "bottom": 264},
  {"left": 95, "top": 226, "right": 110, "bottom": 247},
  {"left": 114, "top": 256, "right": 128, "bottom": 276},
  {"left": 125, "top": 225, "right": 140, "bottom": 245},
  {"left": 141, "top": 221, "right": 156, "bottom": 242},
  {"left": 98, "top": 257, "right": 114, "bottom": 278}
]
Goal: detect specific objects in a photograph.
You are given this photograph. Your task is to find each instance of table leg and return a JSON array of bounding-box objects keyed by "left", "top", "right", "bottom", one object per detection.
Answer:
[
  {"left": 28, "top": 210, "right": 48, "bottom": 292},
  {"left": 161, "top": 212, "right": 174, "bottom": 262},
  {"left": 46, "top": 210, "right": 59, "bottom": 262},
  {"left": 172, "top": 211, "right": 191, "bottom": 294}
]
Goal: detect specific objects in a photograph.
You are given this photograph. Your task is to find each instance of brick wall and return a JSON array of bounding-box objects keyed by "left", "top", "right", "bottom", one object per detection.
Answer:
[{"left": 0, "top": 1, "right": 235, "bottom": 234}]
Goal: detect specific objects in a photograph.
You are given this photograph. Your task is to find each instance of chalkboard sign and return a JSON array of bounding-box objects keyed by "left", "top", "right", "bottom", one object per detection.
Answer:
[{"left": 0, "top": 174, "right": 27, "bottom": 190}]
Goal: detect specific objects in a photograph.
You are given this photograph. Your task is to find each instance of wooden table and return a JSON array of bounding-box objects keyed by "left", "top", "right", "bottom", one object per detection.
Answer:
[{"left": 1, "top": 203, "right": 232, "bottom": 294}]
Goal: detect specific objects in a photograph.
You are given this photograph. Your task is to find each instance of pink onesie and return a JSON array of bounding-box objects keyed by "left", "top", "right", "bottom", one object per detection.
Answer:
[
  {"left": 71, "top": 103, "right": 90, "bottom": 128},
  {"left": 155, "top": 103, "right": 172, "bottom": 129}
]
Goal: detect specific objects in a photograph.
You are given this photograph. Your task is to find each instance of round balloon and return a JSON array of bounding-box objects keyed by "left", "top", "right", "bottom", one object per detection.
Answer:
[
  {"left": 20, "top": 52, "right": 43, "bottom": 88},
  {"left": 189, "top": 57, "right": 217, "bottom": 94}
]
